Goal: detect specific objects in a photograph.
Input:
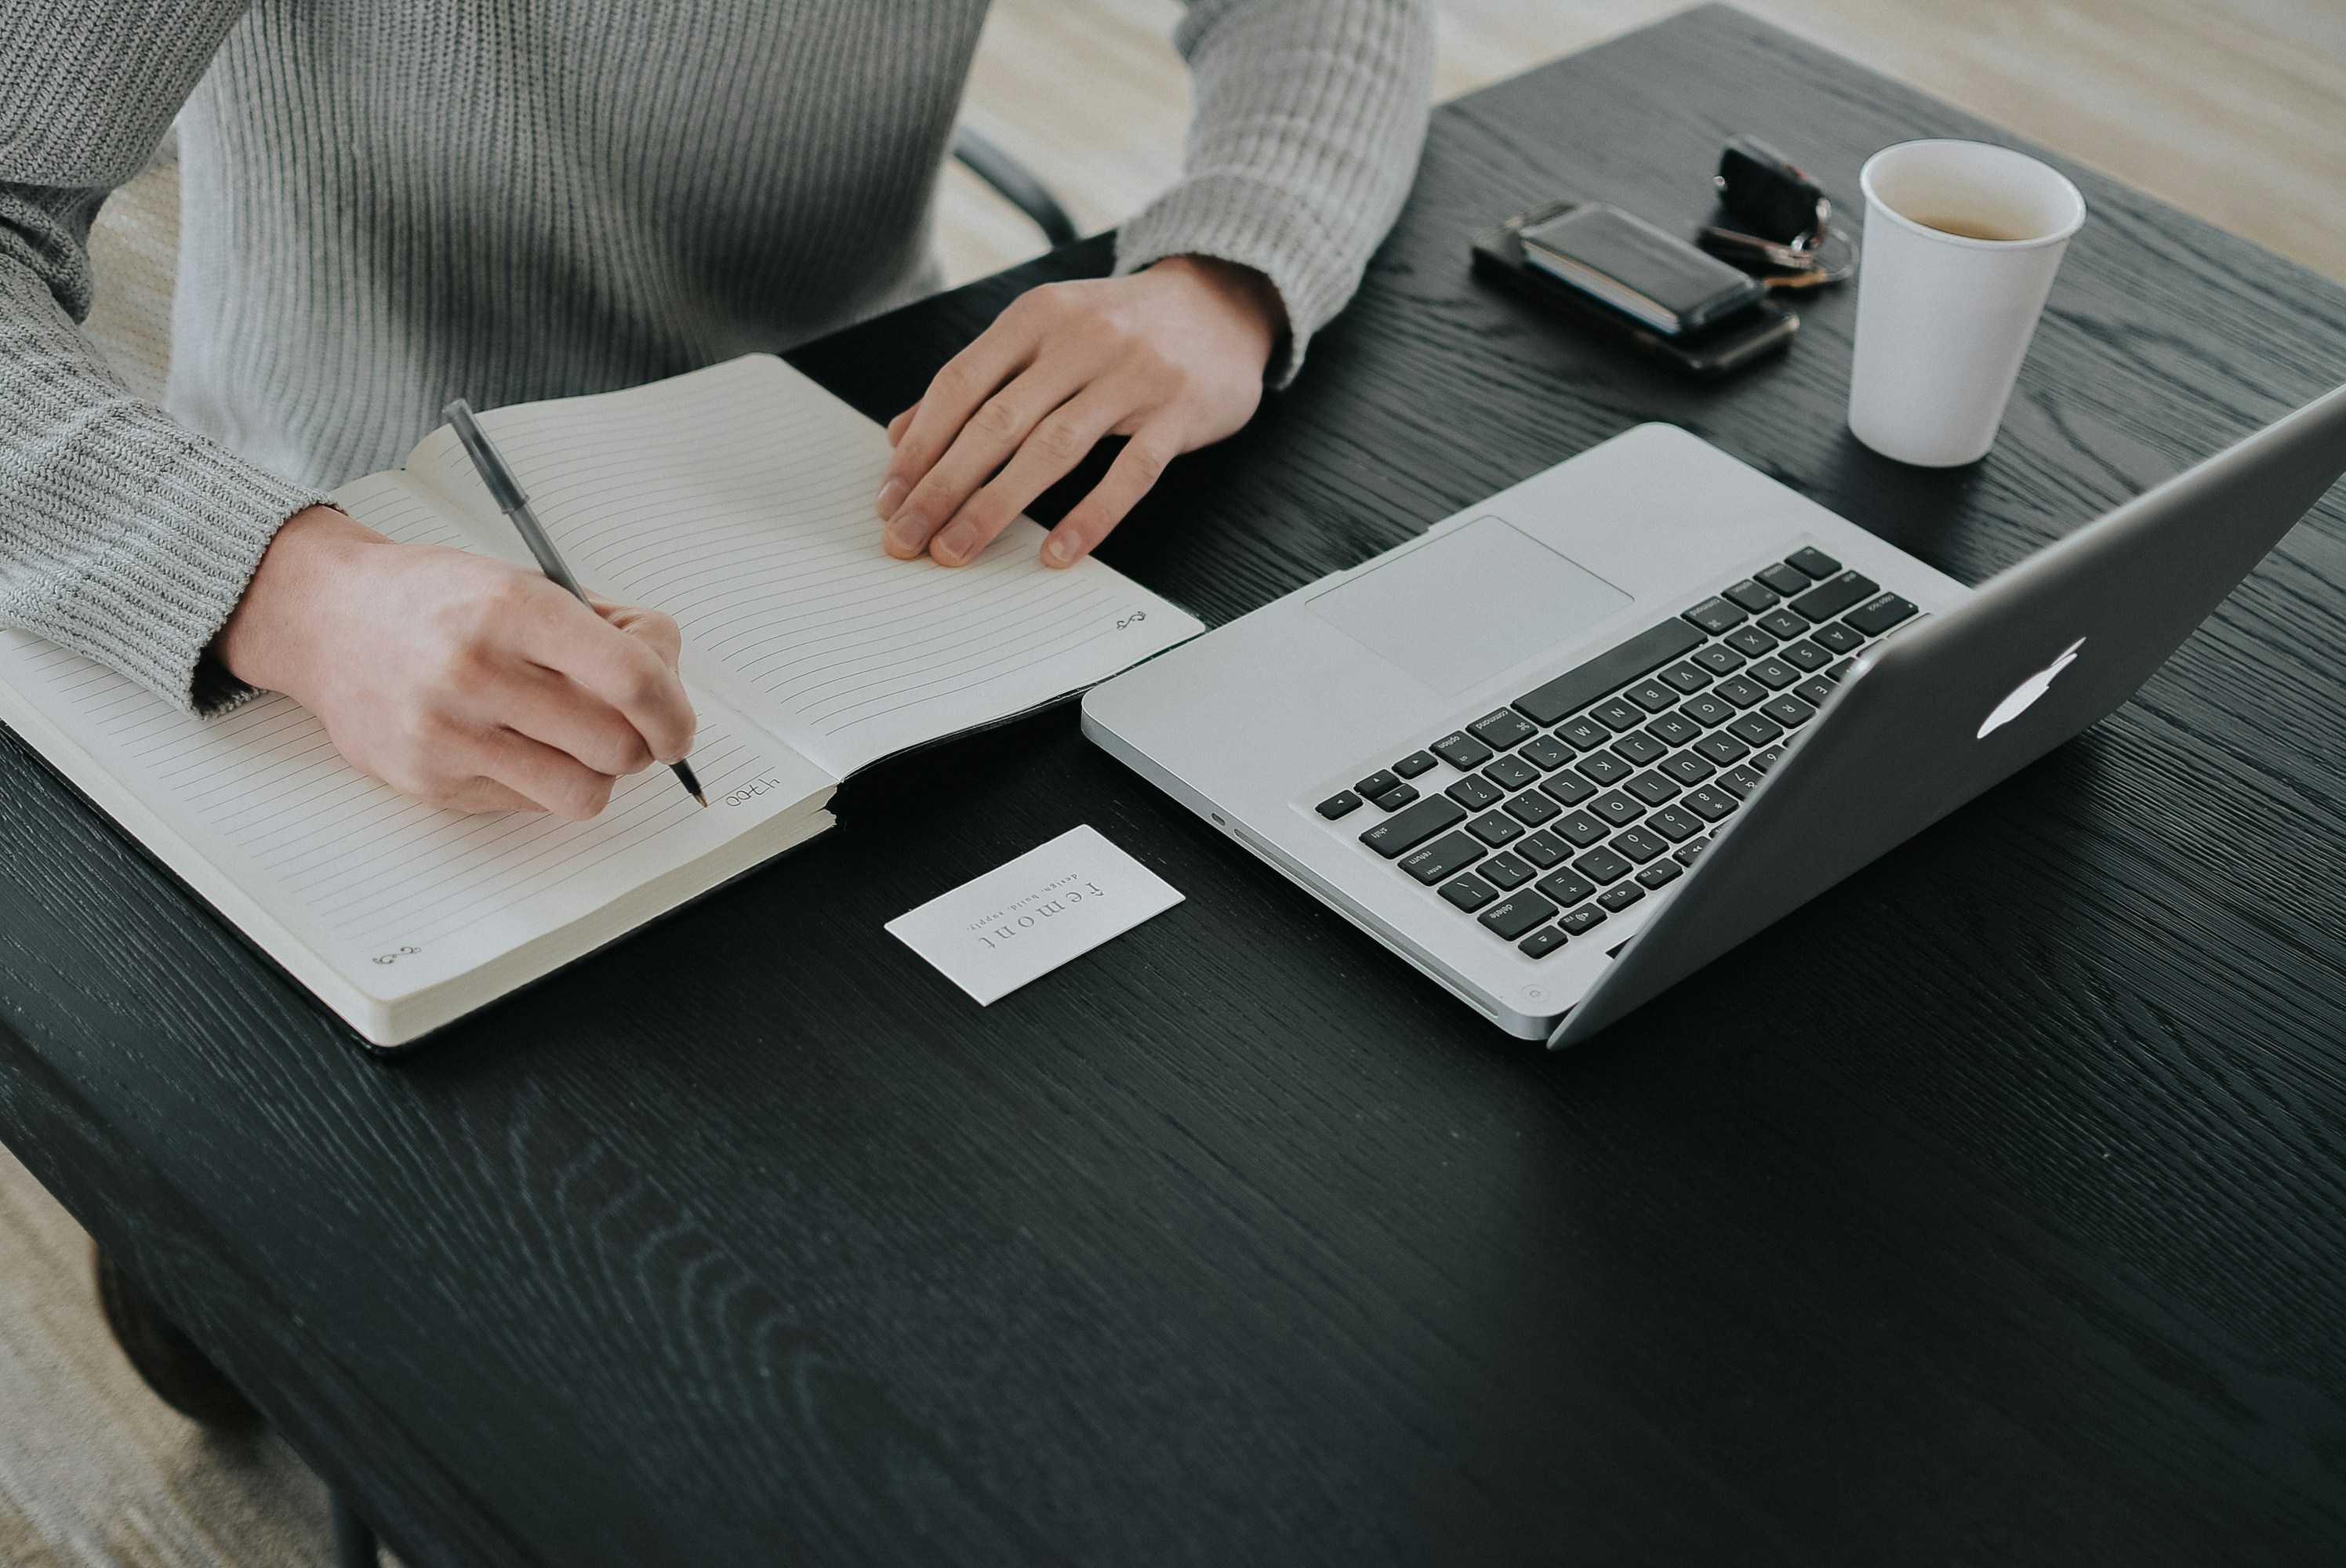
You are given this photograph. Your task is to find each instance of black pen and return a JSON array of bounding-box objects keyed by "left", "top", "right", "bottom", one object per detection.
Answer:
[{"left": 442, "top": 399, "right": 707, "bottom": 807}]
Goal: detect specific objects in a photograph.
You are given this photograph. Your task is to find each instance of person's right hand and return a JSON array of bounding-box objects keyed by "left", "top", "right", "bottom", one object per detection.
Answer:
[{"left": 215, "top": 505, "right": 697, "bottom": 818}]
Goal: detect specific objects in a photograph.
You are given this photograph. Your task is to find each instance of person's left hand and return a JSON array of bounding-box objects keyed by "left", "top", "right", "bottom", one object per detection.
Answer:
[{"left": 875, "top": 254, "right": 1284, "bottom": 569}]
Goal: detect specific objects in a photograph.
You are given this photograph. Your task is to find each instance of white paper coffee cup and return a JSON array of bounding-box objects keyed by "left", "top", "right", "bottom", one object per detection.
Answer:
[{"left": 1846, "top": 140, "right": 2086, "bottom": 467}]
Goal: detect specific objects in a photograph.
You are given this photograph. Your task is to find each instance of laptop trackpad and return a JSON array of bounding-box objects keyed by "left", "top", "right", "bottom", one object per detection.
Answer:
[{"left": 1306, "top": 516, "right": 1632, "bottom": 695}]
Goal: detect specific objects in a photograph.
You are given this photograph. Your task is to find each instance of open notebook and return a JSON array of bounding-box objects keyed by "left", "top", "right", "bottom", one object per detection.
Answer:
[{"left": 0, "top": 355, "right": 1202, "bottom": 1047}]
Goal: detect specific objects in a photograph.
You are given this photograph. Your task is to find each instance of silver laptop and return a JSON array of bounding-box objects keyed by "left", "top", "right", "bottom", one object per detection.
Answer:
[{"left": 1083, "top": 384, "right": 2346, "bottom": 1047}]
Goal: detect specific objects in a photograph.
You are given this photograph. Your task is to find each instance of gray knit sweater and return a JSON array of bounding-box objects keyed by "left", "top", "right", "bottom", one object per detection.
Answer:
[{"left": 0, "top": 1, "right": 1431, "bottom": 714}]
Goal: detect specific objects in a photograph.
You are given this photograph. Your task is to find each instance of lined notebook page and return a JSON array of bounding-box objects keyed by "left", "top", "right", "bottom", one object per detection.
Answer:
[
  {"left": 402, "top": 355, "right": 1204, "bottom": 779},
  {"left": 0, "top": 471, "right": 827, "bottom": 1011}
]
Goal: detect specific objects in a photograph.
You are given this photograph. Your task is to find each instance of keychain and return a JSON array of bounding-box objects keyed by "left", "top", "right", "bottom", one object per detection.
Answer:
[{"left": 1699, "top": 134, "right": 1855, "bottom": 290}]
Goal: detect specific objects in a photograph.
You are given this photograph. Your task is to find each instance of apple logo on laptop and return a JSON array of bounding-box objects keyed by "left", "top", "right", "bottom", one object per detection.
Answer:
[{"left": 1978, "top": 637, "right": 2086, "bottom": 739}]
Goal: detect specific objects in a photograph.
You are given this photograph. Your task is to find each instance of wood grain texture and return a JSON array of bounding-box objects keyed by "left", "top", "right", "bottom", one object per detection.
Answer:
[{"left": 5, "top": 9, "right": 2345, "bottom": 1563}]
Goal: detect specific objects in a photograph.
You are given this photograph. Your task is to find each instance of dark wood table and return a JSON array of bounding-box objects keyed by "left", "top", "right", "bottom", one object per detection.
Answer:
[{"left": 6, "top": 8, "right": 2344, "bottom": 1563}]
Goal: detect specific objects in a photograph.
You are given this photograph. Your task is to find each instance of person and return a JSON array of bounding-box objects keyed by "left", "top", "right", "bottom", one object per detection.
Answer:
[{"left": 1, "top": 1, "right": 1432, "bottom": 818}]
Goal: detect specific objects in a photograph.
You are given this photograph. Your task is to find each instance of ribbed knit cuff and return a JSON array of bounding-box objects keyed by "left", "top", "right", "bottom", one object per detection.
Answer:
[
  {"left": 26, "top": 410, "right": 326, "bottom": 716},
  {"left": 1114, "top": 171, "right": 1356, "bottom": 388}
]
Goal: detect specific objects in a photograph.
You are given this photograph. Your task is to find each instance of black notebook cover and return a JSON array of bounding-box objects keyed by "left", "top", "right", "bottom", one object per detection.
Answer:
[{"left": 1520, "top": 202, "right": 1765, "bottom": 335}]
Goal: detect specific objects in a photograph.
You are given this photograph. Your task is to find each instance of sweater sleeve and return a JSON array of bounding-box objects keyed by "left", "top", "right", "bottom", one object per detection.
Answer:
[
  {"left": 1114, "top": 0, "right": 1435, "bottom": 386},
  {"left": 0, "top": 2, "right": 329, "bottom": 716}
]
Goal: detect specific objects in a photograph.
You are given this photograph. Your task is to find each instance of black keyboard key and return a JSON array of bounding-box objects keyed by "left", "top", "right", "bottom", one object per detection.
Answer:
[
  {"left": 1361, "top": 796, "right": 1465, "bottom": 856},
  {"left": 1591, "top": 697, "right": 1645, "bottom": 732},
  {"left": 1466, "top": 811, "right": 1523, "bottom": 847},
  {"left": 1511, "top": 619, "right": 1708, "bottom": 725},
  {"left": 1715, "top": 676, "right": 1768, "bottom": 708},
  {"left": 1353, "top": 769, "right": 1400, "bottom": 800},
  {"left": 1519, "top": 733, "right": 1574, "bottom": 771},
  {"left": 1672, "top": 836, "right": 1710, "bottom": 866},
  {"left": 1779, "top": 638, "right": 1832, "bottom": 672},
  {"left": 1683, "top": 597, "right": 1747, "bottom": 634},
  {"left": 1716, "top": 766, "right": 1763, "bottom": 799},
  {"left": 1727, "top": 711, "right": 1784, "bottom": 746},
  {"left": 1795, "top": 676, "right": 1834, "bottom": 707},
  {"left": 1573, "top": 845, "right": 1633, "bottom": 884},
  {"left": 1826, "top": 658, "right": 1856, "bottom": 681},
  {"left": 1480, "top": 851, "right": 1534, "bottom": 890},
  {"left": 1483, "top": 754, "right": 1541, "bottom": 791},
  {"left": 1748, "top": 657, "right": 1800, "bottom": 690},
  {"left": 1519, "top": 925, "right": 1570, "bottom": 960},
  {"left": 1659, "top": 751, "right": 1716, "bottom": 786},
  {"left": 1598, "top": 882, "right": 1647, "bottom": 912},
  {"left": 1552, "top": 810, "right": 1609, "bottom": 848},
  {"left": 1447, "top": 775, "right": 1504, "bottom": 810},
  {"left": 1643, "top": 711, "right": 1700, "bottom": 747},
  {"left": 1372, "top": 783, "right": 1419, "bottom": 810},
  {"left": 1680, "top": 694, "right": 1736, "bottom": 727},
  {"left": 1761, "top": 694, "right": 1816, "bottom": 728},
  {"left": 1625, "top": 678, "right": 1678, "bottom": 713},
  {"left": 1723, "top": 579, "right": 1779, "bottom": 612},
  {"left": 1393, "top": 750, "right": 1438, "bottom": 779},
  {"left": 1611, "top": 826, "right": 1669, "bottom": 863},
  {"left": 1559, "top": 904, "right": 1609, "bottom": 936},
  {"left": 1693, "top": 731, "right": 1749, "bottom": 765},
  {"left": 1440, "top": 873, "right": 1498, "bottom": 912},
  {"left": 1316, "top": 791, "right": 1361, "bottom": 818},
  {"left": 1758, "top": 608, "right": 1810, "bottom": 641},
  {"left": 1649, "top": 805, "right": 1704, "bottom": 841},
  {"left": 1658, "top": 660, "right": 1712, "bottom": 694},
  {"left": 1636, "top": 858, "right": 1684, "bottom": 889},
  {"left": 1624, "top": 770, "right": 1680, "bottom": 806},
  {"left": 1576, "top": 750, "right": 1631, "bottom": 786},
  {"left": 1515, "top": 830, "right": 1568, "bottom": 869},
  {"left": 1789, "top": 570, "right": 1879, "bottom": 623},
  {"left": 1469, "top": 709, "right": 1536, "bottom": 749},
  {"left": 1431, "top": 731, "right": 1494, "bottom": 769},
  {"left": 1503, "top": 790, "right": 1560, "bottom": 826},
  {"left": 1400, "top": 830, "right": 1485, "bottom": 884},
  {"left": 1844, "top": 593, "right": 1919, "bottom": 635},
  {"left": 1811, "top": 622, "right": 1865, "bottom": 655},
  {"left": 1540, "top": 772, "right": 1597, "bottom": 808},
  {"left": 1723, "top": 625, "right": 1778, "bottom": 657},
  {"left": 1756, "top": 561, "right": 1810, "bottom": 596},
  {"left": 1785, "top": 546, "right": 1840, "bottom": 579},
  {"left": 1554, "top": 717, "right": 1610, "bottom": 751},
  {"left": 1752, "top": 745, "right": 1785, "bottom": 772},
  {"left": 1479, "top": 891, "right": 1558, "bottom": 941},
  {"left": 1683, "top": 786, "right": 1739, "bottom": 821},
  {"left": 1611, "top": 731, "right": 1668, "bottom": 766},
  {"left": 1692, "top": 643, "right": 1746, "bottom": 674},
  {"left": 1589, "top": 790, "right": 1645, "bottom": 827},
  {"left": 1534, "top": 868, "right": 1596, "bottom": 906}
]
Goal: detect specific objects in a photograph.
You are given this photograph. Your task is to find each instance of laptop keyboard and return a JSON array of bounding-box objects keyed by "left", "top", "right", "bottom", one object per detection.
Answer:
[{"left": 1315, "top": 548, "right": 1917, "bottom": 962}]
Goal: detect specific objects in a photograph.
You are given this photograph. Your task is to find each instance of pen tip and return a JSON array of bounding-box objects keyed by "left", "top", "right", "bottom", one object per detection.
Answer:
[{"left": 693, "top": 792, "right": 710, "bottom": 808}]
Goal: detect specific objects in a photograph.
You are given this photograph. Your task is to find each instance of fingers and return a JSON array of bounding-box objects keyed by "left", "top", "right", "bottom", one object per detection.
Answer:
[
  {"left": 877, "top": 307, "right": 1042, "bottom": 534},
  {"left": 922, "top": 387, "right": 1125, "bottom": 567},
  {"left": 881, "top": 354, "right": 1091, "bottom": 562},
  {"left": 467, "top": 725, "right": 620, "bottom": 820},
  {"left": 590, "top": 594, "right": 684, "bottom": 671},
  {"left": 1040, "top": 422, "right": 1179, "bottom": 568},
  {"left": 494, "top": 659, "right": 659, "bottom": 778},
  {"left": 514, "top": 591, "right": 698, "bottom": 764},
  {"left": 886, "top": 403, "right": 919, "bottom": 446}
]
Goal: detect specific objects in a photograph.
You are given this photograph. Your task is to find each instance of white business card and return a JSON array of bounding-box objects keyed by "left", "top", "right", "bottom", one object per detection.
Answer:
[{"left": 884, "top": 825, "right": 1183, "bottom": 1005}]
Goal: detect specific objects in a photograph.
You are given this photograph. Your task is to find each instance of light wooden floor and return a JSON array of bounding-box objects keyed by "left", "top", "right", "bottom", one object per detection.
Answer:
[{"left": 23, "top": 2, "right": 2346, "bottom": 1563}]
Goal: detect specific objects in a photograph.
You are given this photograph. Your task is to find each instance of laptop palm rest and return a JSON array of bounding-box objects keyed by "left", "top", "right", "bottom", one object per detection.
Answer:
[{"left": 1305, "top": 516, "right": 1631, "bottom": 695}]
